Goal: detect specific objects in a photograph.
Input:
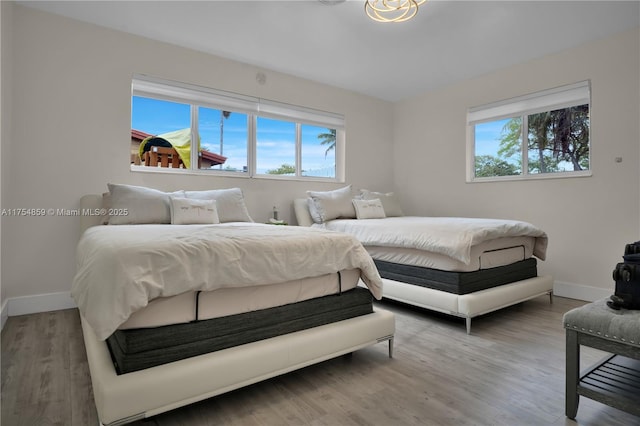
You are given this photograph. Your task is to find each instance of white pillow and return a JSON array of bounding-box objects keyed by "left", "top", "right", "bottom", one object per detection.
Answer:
[
  {"left": 360, "top": 190, "right": 404, "bottom": 217},
  {"left": 170, "top": 197, "right": 220, "bottom": 225},
  {"left": 352, "top": 198, "right": 386, "bottom": 220},
  {"left": 306, "top": 185, "right": 356, "bottom": 223},
  {"left": 184, "top": 188, "right": 253, "bottom": 223},
  {"left": 107, "top": 183, "right": 186, "bottom": 225}
]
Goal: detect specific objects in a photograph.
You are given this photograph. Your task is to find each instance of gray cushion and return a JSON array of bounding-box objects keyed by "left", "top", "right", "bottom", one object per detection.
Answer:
[{"left": 563, "top": 298, "right": 640, "bottom": 347}]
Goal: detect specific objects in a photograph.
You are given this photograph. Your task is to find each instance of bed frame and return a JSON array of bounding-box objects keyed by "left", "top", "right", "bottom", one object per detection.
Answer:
[
  {"left": 293, "top": 199, "right": 553, "bottom": 334},
  {"left": 78, "top": 195, "right": 395, "bottom": 426}
]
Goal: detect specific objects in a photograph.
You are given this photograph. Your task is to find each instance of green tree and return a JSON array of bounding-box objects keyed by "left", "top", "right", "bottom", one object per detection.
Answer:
[
  {"left": 499, "top": 105, "right": 589, "bottom": 174},
  {"left": 318, "top": 129, "right": 336, "bottom": 157},
  {"left": 267, "top": 164, "right": 296, "bottom": 175},
  {"left": 475, "top": 155, "right": 520, "bottom": 177}
]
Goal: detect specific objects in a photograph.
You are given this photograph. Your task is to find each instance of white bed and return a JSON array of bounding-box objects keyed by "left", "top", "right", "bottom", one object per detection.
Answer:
[
  {"left": 76, "top": 191, "right": 395, "bottom": 426},
  {"left": 294, "top": 196, "right": 553, "bottom": 333}
]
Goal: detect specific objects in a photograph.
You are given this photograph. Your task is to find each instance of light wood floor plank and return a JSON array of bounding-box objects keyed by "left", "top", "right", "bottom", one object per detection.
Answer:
[{"left": 2, "top": 296, "right": 639, "bottom": 425}]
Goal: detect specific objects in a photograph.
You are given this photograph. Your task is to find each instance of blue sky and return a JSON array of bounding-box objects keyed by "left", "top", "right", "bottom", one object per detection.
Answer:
[
  {"left": 475, "top": 118, "right": 512, "bottom": 157},
  {"left": 132, "top": 96, "right": 335, "bottom": 174}
]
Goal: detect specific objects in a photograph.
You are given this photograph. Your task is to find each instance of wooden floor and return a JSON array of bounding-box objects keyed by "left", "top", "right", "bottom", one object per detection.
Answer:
[{"left": 2, "top": 296, "right": 639, "bottom": 426}]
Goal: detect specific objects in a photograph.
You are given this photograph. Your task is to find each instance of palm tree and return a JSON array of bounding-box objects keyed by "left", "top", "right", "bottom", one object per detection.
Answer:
[
  {"left": 219, "top": 111, "right": 231, "bottom": 169},
  {"left": 318, "top": 129, "right": 336, "bottom": 158}
]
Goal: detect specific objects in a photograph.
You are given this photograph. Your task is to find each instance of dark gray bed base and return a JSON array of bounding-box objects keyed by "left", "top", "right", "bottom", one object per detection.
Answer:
[
  {"left": 374, "top": 258, "right": 537, "bottom": 295},
  {"left": 107, "top": 287, "right": 373, "bottom": 374}
]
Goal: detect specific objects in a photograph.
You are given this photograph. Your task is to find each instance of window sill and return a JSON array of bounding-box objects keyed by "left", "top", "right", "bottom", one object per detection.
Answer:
[
  {"left": 467, "top": 170, "right": 592, "bottom": 183},
  {"left": 130, "top": 165, "right": 342, "bottom": 183}
]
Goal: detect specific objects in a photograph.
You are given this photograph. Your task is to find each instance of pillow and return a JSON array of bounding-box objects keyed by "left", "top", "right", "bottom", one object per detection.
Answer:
[
  {"left": 352, "top": 198, "right": 386, "bottom": 220},
  {"left": 169, "top": 197, "right": 220, "bottom": 225},
  {"left": 184, "top": 188, "right": 253, "bottom": 223},
  {"left": 306, "top": 185, "right": 356, "bottom": 223},
  {"left": 107, "top": 183, "right": 185, "bottom": 225},
  {"left": 360, "top": 190, "right": 404, "bottom": 217}
]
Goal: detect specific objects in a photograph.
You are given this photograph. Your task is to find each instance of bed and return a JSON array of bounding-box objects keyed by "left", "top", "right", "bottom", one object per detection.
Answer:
[
  {"left": 74, "top": 185, "right": 395, "bottom": 426},
  {"left": 294, "top": 186, "right": 553, "bottom": 333}
]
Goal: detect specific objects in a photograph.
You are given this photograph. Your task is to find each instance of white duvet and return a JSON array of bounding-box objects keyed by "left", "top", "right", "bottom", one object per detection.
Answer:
[
  {"left": 312, "top": 216, "right": 548, "bottom": 265},
  {"left": 71, "top": 223, "right": 383, "bottom": 340}
]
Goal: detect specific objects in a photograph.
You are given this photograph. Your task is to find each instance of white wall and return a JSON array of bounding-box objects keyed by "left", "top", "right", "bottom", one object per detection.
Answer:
[
  {"left": 393, "top": 28, "right": 640, "bottom": 301},
  {"left": 1, "top": 5, "right": 393, "bottom": 306},
  {"left": 0, "top": 0, "right": 13, "bottom": 325}
]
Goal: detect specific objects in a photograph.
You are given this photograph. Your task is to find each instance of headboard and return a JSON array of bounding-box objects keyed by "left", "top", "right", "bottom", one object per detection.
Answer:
[{"left": 293, "top": 198, "right": 314, "bottom": 227}]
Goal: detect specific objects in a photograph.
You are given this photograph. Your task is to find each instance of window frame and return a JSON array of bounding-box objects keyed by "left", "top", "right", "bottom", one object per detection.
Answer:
[
  {"left": 131, "top": 74, "right": 345, "bottom": 182},
  {"left": 466, "top": 81, "right": 592, "bottom": 183}
]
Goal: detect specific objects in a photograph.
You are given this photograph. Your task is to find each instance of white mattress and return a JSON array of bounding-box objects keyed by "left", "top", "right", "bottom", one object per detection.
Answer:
[
  {"left": 119, "top": 269, "right": 361, "bottom": 330},
  {"left": 73, "top": 223, "right": 383, "bottom": 340},
  {"left": 366, "top": 236, "right": 536, "bottom": 272},
  {"left": 312, "top": 216, "right": 547, "bottom": 267}
]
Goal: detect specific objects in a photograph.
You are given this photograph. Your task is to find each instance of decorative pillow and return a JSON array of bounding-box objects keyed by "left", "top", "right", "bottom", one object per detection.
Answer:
[
  {"left": 352, "top": 198, "right": 386, "bottom": 220},
  {"left": 170, "top": 197, "right": 220, "bottom": 225},
  {"left": 184, "top": 188, "right": 253, "bottom": 223},
  {"left": 107, "top": 183, "right": 185, "bottom": 225},
  {"left": 360, "top": 190, "right": 404, "bottom": 217},
  {"left": 306, "top": 185, "right": 356, "bottom": 223}
]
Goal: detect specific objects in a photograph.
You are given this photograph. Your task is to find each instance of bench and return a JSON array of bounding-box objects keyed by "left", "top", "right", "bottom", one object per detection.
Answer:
[{"left": 564, "top": 298, "right": 640, "bottom": 418}]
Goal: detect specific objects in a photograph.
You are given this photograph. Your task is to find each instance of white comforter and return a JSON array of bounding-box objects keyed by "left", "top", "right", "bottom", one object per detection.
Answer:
[
  {"left": 72, "top": 223, "right": 383, "bottom": 340},
  {"left": 312, "top": 216, "right": 548, "bottom": 265}
]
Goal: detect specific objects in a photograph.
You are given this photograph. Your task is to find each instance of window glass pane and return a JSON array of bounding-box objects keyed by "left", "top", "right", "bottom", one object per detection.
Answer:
[
  {"left": 256, "top": 117, "right": 296, "bottom": 175},
  {"left": 301, "top": 125, "right": 336, "bottom": 178},
  {"left": 474, "top": 118, "right": 522, "bottom": 178},
  {"left": 198, "top": 107, "right": 248, "bottom": 172},
  {"left": 527, "top": 104, "right": 589, "bottom": 174},
  {"left": 131, "top": 96, "right": 191, "bottom": 166}
]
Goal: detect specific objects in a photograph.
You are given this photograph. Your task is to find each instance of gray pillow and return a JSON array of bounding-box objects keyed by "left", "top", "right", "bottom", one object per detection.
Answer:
[
  {"left": 185, "top": 188, "right": 253, "bottom": 223},
  {"left": 306, "top": 185, "right": 356, "bottom": 223},
  {"left": 107, "top": 183, "right": 185, "bottom": 225}
]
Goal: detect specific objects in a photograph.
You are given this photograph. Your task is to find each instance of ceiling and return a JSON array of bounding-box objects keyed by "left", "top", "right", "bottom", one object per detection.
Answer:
[{"left": 18, "top": 0, "right": 640, "bottom": 102}]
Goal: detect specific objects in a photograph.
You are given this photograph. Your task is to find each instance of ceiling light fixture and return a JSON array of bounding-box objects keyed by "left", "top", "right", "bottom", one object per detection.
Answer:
[{"left": 365, "top": 0, "right": 426, "bottom": 23}]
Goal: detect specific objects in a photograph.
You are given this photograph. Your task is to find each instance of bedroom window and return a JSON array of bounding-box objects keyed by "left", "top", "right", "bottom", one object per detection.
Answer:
[
  {"left": 255, "top": 119, "right": 338, "bottom": 178},
  {"left": 467, "top": 81, "right": 591, "bottom": 182},
  {"left": 131, "top": 74, "right": 344, "bottom": 181}
]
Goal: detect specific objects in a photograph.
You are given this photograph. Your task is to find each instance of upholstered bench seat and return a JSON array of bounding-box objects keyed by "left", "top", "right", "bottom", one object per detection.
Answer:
[{"left": 563, "top": 298, "right": 640, "bottom": 347}]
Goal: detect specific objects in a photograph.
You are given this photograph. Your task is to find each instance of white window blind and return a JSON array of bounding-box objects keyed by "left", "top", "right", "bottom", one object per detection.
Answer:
[
  {"left": 132, "top": 74, "right": 345, "bottom": 129},
  {"left": 257, "top": 99, "right": 345, "bottom": 130},
  {"left": 467, "top": 80, "right": 591, "bottom": 124}
]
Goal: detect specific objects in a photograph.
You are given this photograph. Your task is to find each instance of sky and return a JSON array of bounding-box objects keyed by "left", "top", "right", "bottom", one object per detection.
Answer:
[
  {"left": 474, "top": 118, "right": 518, "bottom": 162},
  {"left": 132, "top": 96, "right": 336, "bottom": 175}
]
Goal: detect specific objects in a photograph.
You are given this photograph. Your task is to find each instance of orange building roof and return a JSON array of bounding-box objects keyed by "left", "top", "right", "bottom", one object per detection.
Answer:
[
  {"left": 201, "top": 151, "right": 227, "bottom": 166},
  {"left": 131, "top": 129, "right": 153, "bottom": 141}
]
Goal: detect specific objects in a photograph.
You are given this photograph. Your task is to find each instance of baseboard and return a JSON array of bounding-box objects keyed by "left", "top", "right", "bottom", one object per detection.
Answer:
[
  {"left": 553, "top": 280, "right": 612, "bottom": 302},
  {"left": 2, "top": 292, "right": 77, "bottom": 330},
  {"left": 1, "top": 299, "right": 8, "bottom": 331}
]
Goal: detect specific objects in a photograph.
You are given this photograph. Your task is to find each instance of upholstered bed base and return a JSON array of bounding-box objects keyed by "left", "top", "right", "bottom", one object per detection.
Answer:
[
  {"left": 83, "top": 308, "right": 395, "bottom": 426},
  {"left": 378, "top": 275, "right": 553, "bottom": 334}
]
